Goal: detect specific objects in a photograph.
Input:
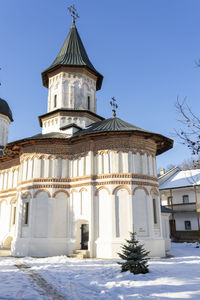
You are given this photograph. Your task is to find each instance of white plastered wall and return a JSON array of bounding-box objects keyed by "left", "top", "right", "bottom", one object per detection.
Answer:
[{"left": 1, "top": 147, "right": 166, "bottom": 258}]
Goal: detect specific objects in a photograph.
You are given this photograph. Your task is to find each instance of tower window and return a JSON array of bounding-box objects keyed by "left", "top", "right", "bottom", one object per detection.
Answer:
[
  {"left": 87, "top": 96, "right": 90, "bottom": 110},
  {"left": 54, "top": 95, "right": 57, "bottom": 108}
]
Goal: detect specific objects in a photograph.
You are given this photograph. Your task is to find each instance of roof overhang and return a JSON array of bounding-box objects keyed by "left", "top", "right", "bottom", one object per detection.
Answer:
[
  {"left": 70, "top": 130, "right": 173, "bottom": 155},
  {"left": 38, "top": 109, "right": 104, "bottom": 127},
  {"left": 41, "top": 64, "right": 103, "bottom": 91}
]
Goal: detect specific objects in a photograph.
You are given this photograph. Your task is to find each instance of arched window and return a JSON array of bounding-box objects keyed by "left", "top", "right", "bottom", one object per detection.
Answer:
[
  {"left": 87, "top": 96, "right": 90, "bottom": 110},
  {"left": 22, "top": 195, "right": 31, "bottom": 226},
  {"left": 54, "top": 95, "right": 57, "bottom": 108},
  {"left": 12, "top": 205, "right": 16, "bottom": 225},
  {"left": 153, "top": 198, "right": 157, "bottom": 224},
  {"left": 24, "top": 202, "right": 29, "bottom": 225}
]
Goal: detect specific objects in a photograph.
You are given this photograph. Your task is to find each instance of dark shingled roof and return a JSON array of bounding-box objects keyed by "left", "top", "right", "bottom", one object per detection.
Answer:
[
  {"left": 73, "top": 117, "right": 159, "bottom": 137},
  {"left": 72, "top": 117, "right": 173, "bottom": 155},
  {"left": 29, "top": 132, "right": 69, "bottom": 140},
  {"left": 4, "top": 118, "right": 173, "bottom": 157},
  {"left": 0, "top": 98, "right": 13, "bottom": 122},
  {"left": 42, "top": 23, "right": 103, "bottom": 90}
]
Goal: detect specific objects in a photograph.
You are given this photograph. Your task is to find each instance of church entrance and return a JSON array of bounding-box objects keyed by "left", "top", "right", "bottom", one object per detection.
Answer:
[{"left": 80, "top": 224, "right": 89, "bottom": 250}]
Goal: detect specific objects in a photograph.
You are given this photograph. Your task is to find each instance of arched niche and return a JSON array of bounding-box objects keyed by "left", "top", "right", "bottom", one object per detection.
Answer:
[
  {"left": 52, "top": 190, "right": 70, "bottom": 198},
  {"left": 33, "top": 189, "right": 51, "bottom": 199},
  {"left": 150, "top": 188, "right": 160, "bottom": 229},
  {"left": 95, "top": 186, "right": 112, "bottom": 240},
  {"left": 133, "top": 187, "right": 149, "bottom": 237},
  {"left": 114, "top": 187, "right": 130, "bottom": 238},
  {"left": 79, "top": 188, "right": 89, "bottom": 219},
  {"left": 112, "top": 185, "right": 131, "bottom": 195},
  {"left": 95, "top": 186, "right": 111, "bottom": 196},
  {"left": 52, "top": 191, "right": 70, "bottom": 238},
  {"left": 0, "top": 200, "right": 9, "bottom": 243},
  {"left": 33, "top": 191, "right": 50, "bottom": 238}
]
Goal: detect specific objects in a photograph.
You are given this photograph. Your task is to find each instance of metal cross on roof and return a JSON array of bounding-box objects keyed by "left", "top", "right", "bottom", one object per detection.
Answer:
[
  {"left": 68, "top": 5, "right": 79, "bottom": 24},
  {"left": 110, "top": 97, "right": 118, "bottom": 117}
]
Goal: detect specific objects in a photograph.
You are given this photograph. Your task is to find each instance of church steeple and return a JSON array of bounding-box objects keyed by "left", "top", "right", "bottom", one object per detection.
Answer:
[
  {"left": 42, "top": 18, "right": 103, "bottom": 90},
  {"left": 39, "top": 10, "right": 104, "bottom": 136}
]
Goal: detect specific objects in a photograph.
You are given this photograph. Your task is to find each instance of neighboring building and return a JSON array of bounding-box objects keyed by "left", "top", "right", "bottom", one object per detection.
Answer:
[
  {"left": 0, "top": 14, "right": 173, "bottom": 258},
  {"left": 159, "top": 167, "right": 200, "bottom": 241}
]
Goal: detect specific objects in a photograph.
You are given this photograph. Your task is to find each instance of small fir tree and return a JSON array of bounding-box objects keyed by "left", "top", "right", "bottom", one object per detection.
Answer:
[{"left": 118, "top": 232, "right": 150, "bottom": 274}]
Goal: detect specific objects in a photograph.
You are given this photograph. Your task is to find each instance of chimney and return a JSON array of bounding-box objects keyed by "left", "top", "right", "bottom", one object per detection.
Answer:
[{"left": 160, "top": 168, "right": 165, "bottom": 176}]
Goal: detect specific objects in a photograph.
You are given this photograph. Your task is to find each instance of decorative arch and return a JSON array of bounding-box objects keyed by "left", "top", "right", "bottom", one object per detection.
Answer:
[
  {"left": 150, "top": 187, "right": 159, "bottom": 196},
  {"left": 112, "top": 185, "right": 131, "bottom": 195},
  {"left": 70, "top": 188, "right": 78, "bottom": 194},
  {"left": 3, "top": 235, "right": 13, "bottom": 248},
  {"left": 10, "top": 197, "right": 17, "bottom": 204},
  {"left": 33, "top": 189, "right": 51, "bottom": 198},
  {"left": 79, "top": 187, "right": 88, "bottom": 193},
  {"left": 0, "top": 199, "right": 7, "bottom": 206},
  {"left": 133, "top": 186, "right": 149, "bottom": 196},
  {"left": 52, "top": 190, "right": 70, "bottom": 198},
  {"left": 95, "top": 186, "right": 111, "bottom": 196},
  {"left": 21, "top": 191, "right": 32, "bottom": 200},
  {"left": 82, "top": 82, "right": 90, "bottom": 91}
]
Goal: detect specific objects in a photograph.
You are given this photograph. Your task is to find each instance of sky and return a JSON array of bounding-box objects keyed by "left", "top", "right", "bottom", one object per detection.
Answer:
[{"left": 1, "top": 0, "right": 200, "bottom": 170}]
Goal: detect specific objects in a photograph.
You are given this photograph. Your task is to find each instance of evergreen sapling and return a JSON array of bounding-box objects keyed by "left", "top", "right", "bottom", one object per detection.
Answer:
[{"left": 118, "top": 232, "right": 150, "bottom": 274}]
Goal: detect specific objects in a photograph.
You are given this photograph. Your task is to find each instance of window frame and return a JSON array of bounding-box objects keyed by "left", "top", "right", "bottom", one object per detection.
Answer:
[
  {"left": 23, "top": 200, "right": 30, "bottom": 226},
  {"left": 54, "top": 95, "right": 57, "bottom": 108},
  {"left": 87, "top": 96, "right": 90, "bottom": 110},
  {"left": 153, "top": 198, "right": 158, "bottom": 225},
  {"left": 167, "top": 196, "right": 172, "bottom": 205},
  {"left": 184, "top": 220, "right": 191, "bottom": 230},
  {"left": 183, "top": 195, "right": 189, "bottom": 204},
  {"left": 12, "top": 206, "right": 16, "bottom": 225}
]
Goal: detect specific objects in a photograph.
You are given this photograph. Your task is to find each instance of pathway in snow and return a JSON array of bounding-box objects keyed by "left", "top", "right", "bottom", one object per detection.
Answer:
[
  {"left": 1, "top": 243, "right": 200, "bottom": 299},
  {"left": 15, "top": 263, "right": 68, "bottom": 300}
]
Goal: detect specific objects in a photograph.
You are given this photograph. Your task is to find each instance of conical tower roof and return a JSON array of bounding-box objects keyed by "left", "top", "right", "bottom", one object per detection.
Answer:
[{"left": 42, "top": 23, "right": 103, "bottom": 90}]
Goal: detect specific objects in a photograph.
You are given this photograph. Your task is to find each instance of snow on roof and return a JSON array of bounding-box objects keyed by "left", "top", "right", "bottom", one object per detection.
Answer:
[{"left": 159, "top": 169, "right": 200, "bottom": 190}]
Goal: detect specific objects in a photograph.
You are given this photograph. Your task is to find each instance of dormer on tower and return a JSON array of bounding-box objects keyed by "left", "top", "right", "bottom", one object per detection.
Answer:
[{"left": 40, "top": 10, "right": 103, "bottom": 136}]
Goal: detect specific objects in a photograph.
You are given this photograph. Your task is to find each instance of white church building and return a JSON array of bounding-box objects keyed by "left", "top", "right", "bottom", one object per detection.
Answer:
[{"left": 0, "top": 13, "right": 173, "bottom": 258}]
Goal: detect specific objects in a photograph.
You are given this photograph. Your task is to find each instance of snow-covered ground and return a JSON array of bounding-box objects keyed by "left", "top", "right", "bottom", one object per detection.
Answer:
[{"left": 1, "top": 243, "right": 200, "bottom": 300}]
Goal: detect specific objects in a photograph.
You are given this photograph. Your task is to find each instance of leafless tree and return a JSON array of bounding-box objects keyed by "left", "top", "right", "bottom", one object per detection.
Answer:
[{"left": 175, "top": 98, "right": 200, "bottom": 156}]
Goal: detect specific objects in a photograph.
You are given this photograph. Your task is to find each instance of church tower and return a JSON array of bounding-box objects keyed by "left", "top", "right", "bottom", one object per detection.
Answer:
[
  {"left": 0, "top": 98, "right": 13, "bottom": 156},
  {"left": 40, "top": 9, "right": 103, "bottom": 136}
]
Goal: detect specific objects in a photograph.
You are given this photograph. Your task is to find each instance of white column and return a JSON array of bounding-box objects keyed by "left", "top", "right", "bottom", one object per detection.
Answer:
[
  {"left": 128, "top": 151, "right": 133, "bottom": 173},
  {"left": 143, "top": 153, "right": 148, "bottom": 175},
  {"left": 15, "top": 194, "right": 23, "bottom": 239}
]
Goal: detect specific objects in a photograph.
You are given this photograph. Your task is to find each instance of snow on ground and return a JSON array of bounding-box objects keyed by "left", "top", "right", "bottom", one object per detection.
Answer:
[{"left": 1, "top": 243, "right": 200, "bottom": 300}]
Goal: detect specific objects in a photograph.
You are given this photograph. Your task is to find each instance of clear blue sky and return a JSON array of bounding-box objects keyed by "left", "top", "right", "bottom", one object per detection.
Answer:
[{"left": 1, "top": 0, "right": 200, "bottom": 170}]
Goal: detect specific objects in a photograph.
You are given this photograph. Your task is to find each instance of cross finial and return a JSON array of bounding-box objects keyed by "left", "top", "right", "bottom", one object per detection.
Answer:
[
  {"left": 110, "top": 97, "right": 118, "bottom": 117},
  {"left": 68, "top": 5, "right": 79, "bottom": 25}
]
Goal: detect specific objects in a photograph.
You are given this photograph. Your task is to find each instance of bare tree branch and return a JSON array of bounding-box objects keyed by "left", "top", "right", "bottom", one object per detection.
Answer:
[{"left": 175, "top": 98, "right": 200, "bottom": 155}]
